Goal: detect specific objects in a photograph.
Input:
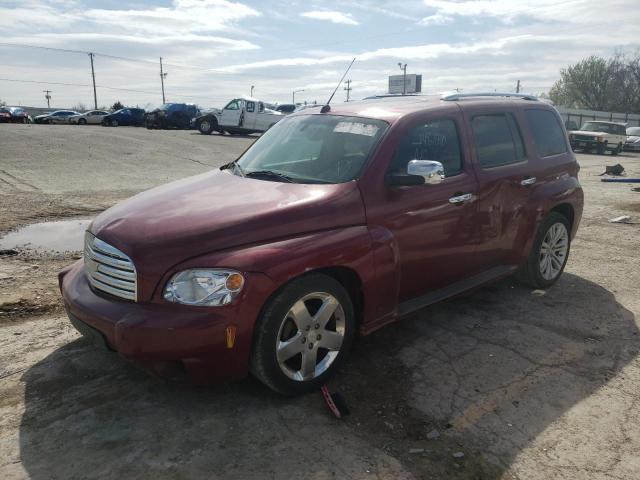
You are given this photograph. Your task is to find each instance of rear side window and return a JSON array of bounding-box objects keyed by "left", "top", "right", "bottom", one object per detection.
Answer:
[
  {"left": 389, "top": 119, "right": 463, "bottom": 177},
  {"left": 246, "top": 101, "right": 255, "bottom": 112},
  {"left": 525, "top": 109, "right": 568, "bottom": 157},
  {"left": 471, "top": 113, "right": 525, "bottom": 168}
]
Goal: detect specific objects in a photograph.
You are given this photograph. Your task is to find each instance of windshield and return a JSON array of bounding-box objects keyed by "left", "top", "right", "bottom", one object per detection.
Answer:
[
  {"left": 581, "top": 122, "right": 622, "bottom": 134},
  {"left": 627, "top": 127, "right": 640, "bottom": 136},
  {"left": 235, "top": 114, "right": 388, "bottom": 184}
]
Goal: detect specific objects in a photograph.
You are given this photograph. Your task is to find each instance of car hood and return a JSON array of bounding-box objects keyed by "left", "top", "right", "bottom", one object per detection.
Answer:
[
  {"left": 34, "top": 114, "right": 50, "bottom": 119},
  {"left": 89, "top": 169, "right": 365, "bottom": 285},
  {"left": 626, "top": 136, "right": 640, "bottom": 142}
]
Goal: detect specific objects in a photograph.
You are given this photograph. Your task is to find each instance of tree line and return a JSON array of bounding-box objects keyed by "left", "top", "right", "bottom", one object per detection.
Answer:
[{"left": 549, "top": 53, "right": 640, "bottom": 113}]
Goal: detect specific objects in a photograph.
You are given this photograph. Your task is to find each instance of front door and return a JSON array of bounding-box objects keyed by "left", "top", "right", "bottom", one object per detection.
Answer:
[
  {"left": 220, "top": 99, "right": 243, "bottom": 127},
  {"left": 363, "top": 111, "right": 480, "bottom": 303}
]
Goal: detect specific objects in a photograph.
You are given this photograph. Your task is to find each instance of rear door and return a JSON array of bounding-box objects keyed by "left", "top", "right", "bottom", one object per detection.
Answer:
[{"left": 463, "top": 106, "right": 540, "bottom": 269}]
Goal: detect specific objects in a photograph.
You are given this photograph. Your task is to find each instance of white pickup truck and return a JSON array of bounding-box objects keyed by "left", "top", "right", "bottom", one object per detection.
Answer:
[
  {"left": 192, "top": 96, "right": 284, "bottom": 135},
  {"left": 568, "top": 121, "right": 627, "bottom": 155}
]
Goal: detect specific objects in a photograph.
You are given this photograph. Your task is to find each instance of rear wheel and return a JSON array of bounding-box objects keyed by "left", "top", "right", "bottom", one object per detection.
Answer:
[
  {"left": 516, "top": 212, "right": 571, "bottom": 289},
  {"left": 250, "top": 274, "right": 355, "bottom": 395}
]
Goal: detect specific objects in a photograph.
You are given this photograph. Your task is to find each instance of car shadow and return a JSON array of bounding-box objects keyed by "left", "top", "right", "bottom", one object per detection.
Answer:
[{"left": 17, "top": 273, "right": 638, "bottom": 479}]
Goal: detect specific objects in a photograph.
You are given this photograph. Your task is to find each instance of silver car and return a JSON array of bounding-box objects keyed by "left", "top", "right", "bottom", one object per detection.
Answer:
[
  {"left": 69, "top": 110, "right": 110, "bottom": 125},
  {"left": 625, "top": 126, "right": 640, "bottom": 152}
]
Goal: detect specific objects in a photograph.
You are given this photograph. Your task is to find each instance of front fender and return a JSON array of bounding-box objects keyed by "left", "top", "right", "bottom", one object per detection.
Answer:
[{"left": 154, "top": 226, "right": 380, "bottom": 330}]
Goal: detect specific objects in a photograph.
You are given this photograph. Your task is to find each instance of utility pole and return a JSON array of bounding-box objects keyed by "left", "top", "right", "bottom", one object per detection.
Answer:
[
  {"left": 516, "top": 79, "right": 521, "bottom": 93},
  {"left": 250, "top": 85, "right": 255, "bottom": 97},
  {"left": 160, "top": 57, "right": 167, "bottom": 103},
  {"left": 88, "top": 53, "right": 97, "bottom": 109},
  {"left": 43, "top": 90, "right": 52, "bottom": 109},
  {"left": 398, "top": 62, "right": 407, "bottom": 95},
  {"left": 344, "top": 79, "right": 352, "bottom": 102},
  {"left": 293, "top": 89, "right": 305, "bottom": 104}
]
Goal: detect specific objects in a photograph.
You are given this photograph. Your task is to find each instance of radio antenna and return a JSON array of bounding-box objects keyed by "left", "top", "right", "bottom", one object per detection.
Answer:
[{"left": 321, "top": 57, "right": 356, "bottom": 113}]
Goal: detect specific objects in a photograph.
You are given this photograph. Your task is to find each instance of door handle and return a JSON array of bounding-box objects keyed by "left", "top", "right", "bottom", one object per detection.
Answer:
[
  {"left": 449, "top": 193, "right": 473, "bottom": 204},
  {"left": 521, "top": 176, "right": 537, "bottom": 186}
]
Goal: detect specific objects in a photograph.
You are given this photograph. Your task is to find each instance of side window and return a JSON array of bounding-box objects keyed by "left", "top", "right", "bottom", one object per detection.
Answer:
[
  {"left": 525, "top": 109, "right": 568, "bottom": 157},
  {"left": 471, "top": 113, "right": 525, "bottom": 168},
  {"left": 225, "top": 100, "right": 239, "bottom": 110},
  {"left": 246, "top": 101, "right": 255, "bottom": 113},
  {"left": 258, "top": 102, "right": 265, "bottom": 113},
  {"left": 388, "top": 119, "right": 463, "bottom": 177}
]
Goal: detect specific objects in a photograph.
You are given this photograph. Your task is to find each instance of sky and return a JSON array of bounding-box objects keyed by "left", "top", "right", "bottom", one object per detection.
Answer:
[{"left": 1, "top": 0, "right": 639, "bottom": 109}]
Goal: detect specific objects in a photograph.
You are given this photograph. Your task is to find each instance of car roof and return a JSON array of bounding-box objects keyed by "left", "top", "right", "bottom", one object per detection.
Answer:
[
  {"left": 291, "top": 93, "right": 552, "bottom": 123},
  {"left": 583, "top": 120, "right": 626, "bottom": 126}
]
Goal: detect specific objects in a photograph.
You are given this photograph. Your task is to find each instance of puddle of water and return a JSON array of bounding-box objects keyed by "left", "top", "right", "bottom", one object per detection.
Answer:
[{"left": 0, "top": 219, "right": 91, "bottom": 254}]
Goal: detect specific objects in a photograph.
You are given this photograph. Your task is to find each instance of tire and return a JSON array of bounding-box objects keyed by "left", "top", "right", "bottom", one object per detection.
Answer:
[
  {"left": 250, "top": 274, "right": 355, "bottom": 395},
  {"left": 111, "top": 119, "right": 118, "bottom": 127},
  {"left": 198, "top": 119, "right": 214, "bottom": 135},
  {"left": 79, "top": 118, "right": 87, "bottom": 125},
  {"left": 516, "top": 212, "right": 571, "bottom": 289},
  {"left": 47, "top": 119, "right": 53, "bottom": 125}
]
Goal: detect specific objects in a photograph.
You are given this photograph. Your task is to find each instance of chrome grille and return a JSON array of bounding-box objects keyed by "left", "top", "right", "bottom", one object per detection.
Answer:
[{"left": 84, "top": 232, "right": 137, "bottom": 301}]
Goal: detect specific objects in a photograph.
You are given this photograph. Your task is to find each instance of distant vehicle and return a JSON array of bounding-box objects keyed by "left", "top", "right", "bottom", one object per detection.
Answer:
[
  {"left": 192, "top": 97, "right": 283, "bottom": 135},
  {"left": 101, "top": 108, "right": 145, "bottom": 127},
  {"left": 0, "top": 107, "right": 31, "bottom": 123},
  {"left": 145, "top": 103, "right": 200, "bottom": 129},
  {"left": 568, "top": 121, "right": 627, "bottom": 155},
  {"left": 275, "top": 104, "right": 297, "bottom": 114},
  {"left": 69, "top": 110, "right": 110, "bottom": 125},
  {"left": 624, "top": 126, "right": 640, "bottom": 152},
  {"left": 0, "top": 107, "right": 11, "bottom": 123},
  {"left": 34, "top": 110, "right": 79, "bottom": 124}
]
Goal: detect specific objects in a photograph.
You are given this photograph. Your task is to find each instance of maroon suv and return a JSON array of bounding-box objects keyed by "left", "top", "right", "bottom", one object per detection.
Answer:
[{"left": 60, "top": 93, "right": 583, "bottom": 395}]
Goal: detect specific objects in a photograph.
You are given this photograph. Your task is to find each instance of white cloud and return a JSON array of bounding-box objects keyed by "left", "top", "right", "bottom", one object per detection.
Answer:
[
  {"left": 418, "top": 13, "right": 453, "bottom": 26},
  {"left": 300, "top": 10, "right": 359, "bottom": 25}
]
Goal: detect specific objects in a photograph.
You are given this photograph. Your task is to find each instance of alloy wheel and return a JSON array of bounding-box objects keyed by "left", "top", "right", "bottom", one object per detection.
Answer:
[
  {"left": 276, "top": 292, "right": 345, "bottom": 381},
  {"left": 200, "top": 120, "right": 210, "bottom": 133},
  {"left": 539, "top": 222, "right": 569, "bottom": 280}
]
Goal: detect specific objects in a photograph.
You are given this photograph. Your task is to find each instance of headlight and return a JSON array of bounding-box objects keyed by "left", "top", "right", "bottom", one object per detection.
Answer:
[{"left": 163, "top": 269, "right": 244, "bottom": 306}]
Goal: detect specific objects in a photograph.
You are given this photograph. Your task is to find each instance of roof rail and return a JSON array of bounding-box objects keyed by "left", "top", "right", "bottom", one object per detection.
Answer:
[{"left": 441, "top": 92, "right": 538, "bottom": 101}]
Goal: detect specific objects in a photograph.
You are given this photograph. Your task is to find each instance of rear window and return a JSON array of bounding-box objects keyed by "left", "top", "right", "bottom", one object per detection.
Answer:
[
  {"left": 471, "top": 113, "right": 526, "bottom": 168},
  {"left": 525, "top": 109, "right": 568, "bottom": 157}
]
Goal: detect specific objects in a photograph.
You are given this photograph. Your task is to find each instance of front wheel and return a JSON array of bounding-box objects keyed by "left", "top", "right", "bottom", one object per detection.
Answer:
[
  {"left": 516, "top": 212, "right": 571, "bottom": 289},
  {"left": 78, "top": 118, "right": 87, "bottom": 125},
  {"left": 250, "top": 274, "right": 355, "bottom": 395},
  {"left": 198, "top": 119, "right": 214, "bottom": 135}
]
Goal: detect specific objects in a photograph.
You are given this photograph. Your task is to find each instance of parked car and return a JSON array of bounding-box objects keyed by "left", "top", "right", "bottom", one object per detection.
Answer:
[
  {"left": 69, "top": 110, "right": 110, "bottom": 125},
  {"left": 101, "top": 108, "right": 145, "bottom": 127},
  {"left": 145, "top": 103, "right": 199, "bottom": 129},
  {"left": 624, "top": 126, "right": 640, "bottom": 151},
  {"left": 192, "top": 97, "right": 283, "bottom": 135},
  {"left": 33, "top": 110, "right": 79, "bottom": 124},
  {"left": 275, "top": 104, "right": 297, "bottom": 114},
  {"left": 0, "top": 106, "right": 31, "bottom": 123},
  {"left": 60, "top": 92, "right": 583, "bottom": 395},
  {"left": 565, "top": 120, "right": 578, "bottom": 130},
  {"left": 568, "top": 121, "right": 627, "bottom": 155}
]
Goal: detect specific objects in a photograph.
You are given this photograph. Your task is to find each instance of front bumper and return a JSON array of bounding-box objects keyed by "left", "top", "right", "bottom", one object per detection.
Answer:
[{"left": 60, "top": 260, "right": 275, "bottom": 384}]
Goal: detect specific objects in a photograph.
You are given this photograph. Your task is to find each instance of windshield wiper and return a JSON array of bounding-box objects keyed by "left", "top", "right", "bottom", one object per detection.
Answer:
[{"left": 244, "top": 170, "right": 295, "bottom": 183}]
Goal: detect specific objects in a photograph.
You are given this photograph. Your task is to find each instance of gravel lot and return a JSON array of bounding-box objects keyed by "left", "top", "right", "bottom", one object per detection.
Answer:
[{"left": 1, "top": 124, "right": 639, "bottom": 480}]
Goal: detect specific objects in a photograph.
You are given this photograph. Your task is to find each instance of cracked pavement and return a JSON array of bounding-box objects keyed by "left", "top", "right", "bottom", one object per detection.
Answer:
[{"left": 1, "top": 124, "right": 639, "bottom": 479}]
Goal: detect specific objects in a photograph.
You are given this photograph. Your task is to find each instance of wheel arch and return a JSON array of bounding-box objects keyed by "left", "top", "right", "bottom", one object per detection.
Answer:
[{"left": 550, "top": 202, "right": 575, "bottom": 230}]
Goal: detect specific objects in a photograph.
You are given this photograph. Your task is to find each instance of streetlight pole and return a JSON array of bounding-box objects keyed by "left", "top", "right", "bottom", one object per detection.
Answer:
[
  {"left": 159, "top": 57, "right": 167, "bottom": 103},
  {"left": 398, "top": 62, "right": 407, "bottom": 95},
  {"left": 250, "top": 85, "right": 255, "bottom": 97},
  {"left": 293, "top": 89, "right": 305, "bottom": 104}
]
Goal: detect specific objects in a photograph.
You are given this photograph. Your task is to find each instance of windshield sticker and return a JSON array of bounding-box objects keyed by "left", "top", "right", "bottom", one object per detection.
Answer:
[{"left": 334, "top": 122, "right": 379, "bottom": 137}]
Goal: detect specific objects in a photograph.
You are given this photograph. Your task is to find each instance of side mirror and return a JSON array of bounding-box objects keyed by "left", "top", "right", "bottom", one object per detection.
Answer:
[{"left": 385, "top": 160, "right": 445, "bottom": 186}]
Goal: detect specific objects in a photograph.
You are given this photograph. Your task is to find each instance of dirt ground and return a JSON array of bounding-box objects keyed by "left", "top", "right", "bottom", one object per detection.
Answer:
[{"left": 1, "top": 123, "right": 639, "bottom": 480}]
